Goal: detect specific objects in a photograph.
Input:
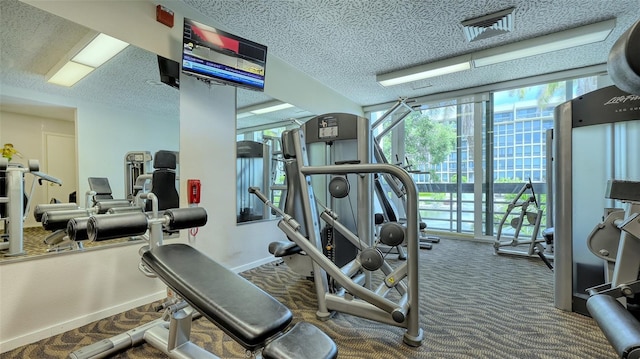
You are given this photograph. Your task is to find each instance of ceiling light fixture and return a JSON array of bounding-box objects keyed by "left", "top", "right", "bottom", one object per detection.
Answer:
[
  {"left": 46, "top": 33, "right": 129, "bottom": 87},
  {"left": 473, "top": 19, "right": 615, "bottom": 67},
  {"left": 376, "top": 55, "right": 472, "bottom": 87},
  {"left": 237, "top": 101, "right": 295, "bottom": 118},
  {"left": 375, "top": 19, "right": 615, "bottom": 87},
  {"left": 250, "top": 102, "right": 294, "bottom": 115}
]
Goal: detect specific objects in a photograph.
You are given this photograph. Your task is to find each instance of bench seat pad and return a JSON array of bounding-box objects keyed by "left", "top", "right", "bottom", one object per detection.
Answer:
[
  {"left": 263, "top": 322, "right": 338, "bottom": 359},
  {"left": 141, "top": 243, "right": 292, "bottom": 350}
]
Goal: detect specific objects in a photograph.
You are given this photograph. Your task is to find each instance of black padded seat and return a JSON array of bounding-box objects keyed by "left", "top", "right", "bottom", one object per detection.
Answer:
[
  {"left": 269, "top": 241, "right": 303, "bottom": 257},
  {"left": 141, "top": 244, "right": 292, "bottom": 350},
  {"left": 263, "top": 322, "right": 338, "bottom": 359},
  {"left": 542, "top": 227, "right": 554, "bottom": 244}
]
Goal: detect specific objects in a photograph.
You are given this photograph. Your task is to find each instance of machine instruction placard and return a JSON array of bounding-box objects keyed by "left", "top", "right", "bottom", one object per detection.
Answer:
[{"left": 318, "top": 116, "right": 338, "bottom": 139}]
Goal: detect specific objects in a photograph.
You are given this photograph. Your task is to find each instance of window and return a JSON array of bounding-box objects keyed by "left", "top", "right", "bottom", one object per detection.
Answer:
[{"left": 369, "top": 75, "right": 598, "bottom": 238}]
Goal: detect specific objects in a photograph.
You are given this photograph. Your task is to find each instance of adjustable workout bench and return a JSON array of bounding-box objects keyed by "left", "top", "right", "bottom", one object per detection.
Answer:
[
  {"left": 140, "top": 243, "right": 338, "bottom": 359},
  {"left": 69, "top": 206, "right": 337, "bottom": 359}
]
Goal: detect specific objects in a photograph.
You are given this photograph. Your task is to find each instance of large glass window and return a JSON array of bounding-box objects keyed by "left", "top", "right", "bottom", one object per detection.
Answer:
[
  {"left": 369, "top": 75, "right": 598, "bottom": 239},
  {"left": 490, "top": 77, "right": 597, "bottom": 236}
]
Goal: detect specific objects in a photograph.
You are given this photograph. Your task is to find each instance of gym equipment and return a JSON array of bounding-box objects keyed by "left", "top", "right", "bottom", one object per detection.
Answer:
[
  {"left": 303, "top": 113, "right": 371, "bottom": 268},
  {"left": 33, "top": 189, "right": 135, "bottom": 252},
  {"left": 371, "top": 98, "right": 441, "bottom": 251},
  {"left": 607, "top": 19, "right": 640, "bottom": 96},
  {"left": 268, "top": 114, "right": 371, "bottom": 277},
  {"left": 585, "top": 180, "right": 640, "bottom": 359},
  {"left": 493, "top": 178, "right": 552, "bottom": 269},
  {"left": 87, "top": 177, "right": 125, "bottom": 203},
  {"left": 145, "top": 150, "right": 179, "bottom": 211},
  {"left": 251, "top": 118, "right": 424, "bottom": 346},
  {"left": 554, "top": 19, "right": 640, "bottom": 313},
  {"left": 124, "top": 151, "right": 152, "bottom": 201},
  {"left": 0, "top": 158, "right": 62, "bottom": 256},
  {"left": 69, "top": 201, "right": 337, "bottom": 359},
  {"left": 237, "top": 140, "right": 272, "bottom": 223}
]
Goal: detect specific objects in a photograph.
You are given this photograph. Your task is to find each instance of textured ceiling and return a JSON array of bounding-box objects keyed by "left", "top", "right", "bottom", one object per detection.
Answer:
[
  {"left": 1, "top": 0, "right": 639, "bottom": 129},
  {"left": 180, "top": 0, "right": 639, "bottom": 107},
  {"left": 0, "top": 0, "right": 292, "bottom": 128}
]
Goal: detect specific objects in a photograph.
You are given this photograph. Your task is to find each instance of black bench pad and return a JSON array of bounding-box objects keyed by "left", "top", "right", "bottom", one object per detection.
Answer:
[
  {"left": 263, "top": 322, "right": 338, "bottom": 359},
  {"left": 141, "top": 244, "right": 292, "bottom": 350},
  {"left": 269, "top": 241, "right": 303, "bottom": 257}
]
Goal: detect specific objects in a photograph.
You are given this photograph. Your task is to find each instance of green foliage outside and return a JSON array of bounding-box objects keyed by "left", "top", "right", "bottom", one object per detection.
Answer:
[{"left": 403, "top": 112, "right": 457, "bottom": 166}]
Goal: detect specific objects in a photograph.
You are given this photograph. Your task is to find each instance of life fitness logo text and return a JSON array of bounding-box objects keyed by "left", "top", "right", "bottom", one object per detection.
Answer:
[{"left": 604, "top": 95, "right": 640, "bottom": 113}]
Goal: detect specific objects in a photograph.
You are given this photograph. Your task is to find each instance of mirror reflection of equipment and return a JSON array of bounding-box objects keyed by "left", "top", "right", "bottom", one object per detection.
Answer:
[{"left": 0, "top": 158, "right": 63, "bottom": 257}]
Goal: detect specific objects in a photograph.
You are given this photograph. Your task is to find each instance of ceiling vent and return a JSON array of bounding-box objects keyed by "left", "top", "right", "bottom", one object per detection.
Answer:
[{"left": 462, "top": 8, "right": 514, "bottom": 42}]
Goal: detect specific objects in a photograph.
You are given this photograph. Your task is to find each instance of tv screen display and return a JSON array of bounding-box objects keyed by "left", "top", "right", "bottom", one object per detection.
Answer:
[
  {"left": 157, "top": 55, "right": 180, "bottom": 89},
  {"left": 182, "top": 18, "right": 267, "bottom": 91}
]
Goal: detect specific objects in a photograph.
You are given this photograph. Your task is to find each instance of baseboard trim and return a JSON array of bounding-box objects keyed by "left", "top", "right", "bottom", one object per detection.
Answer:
[
  {"left": 0, "top": 290, "right": 166, "bottom": 353},
  {"left": 232, "top": 255, "right": 278, "bottom": 273}
]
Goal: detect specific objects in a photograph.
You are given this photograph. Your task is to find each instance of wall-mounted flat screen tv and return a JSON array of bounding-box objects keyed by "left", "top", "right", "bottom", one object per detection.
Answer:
[
  {"left": 182, "top": 18, "right": 267, "bottom": 91},
  {"left": 157, "top": 55, "right": 180, "bottom": 89}
]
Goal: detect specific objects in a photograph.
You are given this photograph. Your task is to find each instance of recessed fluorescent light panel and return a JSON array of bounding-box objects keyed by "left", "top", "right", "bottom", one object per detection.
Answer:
[
  {"left": 46, "top": 61, "right": 95, "bottom": 87},
  {"left": 250, "top": 103, "right": 294, "bottom": 114},
  {"left": 72, "top": 33, "right": 129, "bottom": 67},
  {"left": 377, "top": 55, "right": 472, "bottom": 87},
  {"left": 237, "top": 102, "right": 295, "bottom": 118},
  {"left": 473, "top": 19, "right": 615, "bottom": 67},
  {"left": 46, "top": 33, "right": 129, "bottom": 87}
]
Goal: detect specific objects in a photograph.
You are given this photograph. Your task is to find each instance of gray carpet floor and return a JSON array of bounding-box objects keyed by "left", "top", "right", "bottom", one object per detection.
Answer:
[{"left": 2, "top": 237, "right": 616, "bottom": 358}]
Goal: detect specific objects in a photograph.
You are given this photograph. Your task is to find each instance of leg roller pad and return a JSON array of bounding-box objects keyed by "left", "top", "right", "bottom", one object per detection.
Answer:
[
  {"left": 587, "top": 294, "right": 640, "bottom": 358},
  {"left": 262, "top": 322, "right": 338, "bottom": 359}
]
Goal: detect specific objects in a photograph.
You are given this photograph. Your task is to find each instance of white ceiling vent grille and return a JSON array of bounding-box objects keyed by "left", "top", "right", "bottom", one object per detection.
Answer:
[{"left": 462, "top": 8, "right": 515, "bottom": 42}]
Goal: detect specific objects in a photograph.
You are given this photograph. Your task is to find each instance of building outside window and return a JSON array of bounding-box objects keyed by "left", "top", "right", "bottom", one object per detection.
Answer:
[{"left": 371, "top": 76, "right": 598, "bottom": 238}]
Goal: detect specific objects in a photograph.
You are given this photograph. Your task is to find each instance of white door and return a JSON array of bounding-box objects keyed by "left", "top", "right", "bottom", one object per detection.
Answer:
[{"left": 44, "top": 133, "right": 77, "bottom": 204}]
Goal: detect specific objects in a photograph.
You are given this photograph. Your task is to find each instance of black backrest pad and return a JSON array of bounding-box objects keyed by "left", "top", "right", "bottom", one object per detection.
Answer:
[
  {"left": 154, "top": 150, "right": 177, "bottom": 169},
  {"left": 88, "top": 177, "right": 113, "bottom": 196},
  {"left": 142, "top": 244, "right": 292, "bottom": 349}
]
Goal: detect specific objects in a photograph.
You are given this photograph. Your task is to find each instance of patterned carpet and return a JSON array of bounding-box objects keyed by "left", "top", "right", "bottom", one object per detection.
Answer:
[{"left": 2, "top": 238, "right": 616, "bottom": 359}]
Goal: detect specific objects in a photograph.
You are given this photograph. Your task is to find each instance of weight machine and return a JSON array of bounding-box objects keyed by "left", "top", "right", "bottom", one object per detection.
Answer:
[
  {"left": 585, "top": 180, "right": 640, "bottom": 359},
  {"left": 253, "top": 113, "right": 424, "bottom": 347},
  {"left": 371, "top": 98, "right": 441, "bottom": 250},
  {"left": 493, "top": 178, "right": 552, "bottom": 269},
  {"left": 0, "top": 158, "right": 62, "bottom": 256},
  {"left": 553, "top": 17, "right": 640, "bottom": 359},
  {"left": 124, "top": 151, "right": 152, "bottom": 201}
]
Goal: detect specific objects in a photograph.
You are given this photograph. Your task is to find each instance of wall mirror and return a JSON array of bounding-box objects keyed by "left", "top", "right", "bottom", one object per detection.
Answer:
[
  {"left": 0, "top": 0, "right": 313, "bottom": 261},
  {"left": 0, "top": 0, "right": 182, "bottom": 263},
  {"left": 235, "top": 94, "right": 314, "bottom": 224}
]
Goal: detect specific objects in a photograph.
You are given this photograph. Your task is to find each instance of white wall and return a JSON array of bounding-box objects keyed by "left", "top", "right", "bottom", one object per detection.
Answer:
[
  {"left": 75, "top": 102, "right": 179, "bottom": 205},
  {"left": 178, "top": 75, "right": 287, "bottom": 269},
  {"left": 0, "top": 84, "right": 181, "bottom": 352},
  {"left": 0, "top": 242, "right": 168, "bottom": 351},
  {"left": 0, "top": 110, "right": 75, "bottom": 227}
]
